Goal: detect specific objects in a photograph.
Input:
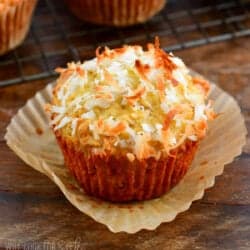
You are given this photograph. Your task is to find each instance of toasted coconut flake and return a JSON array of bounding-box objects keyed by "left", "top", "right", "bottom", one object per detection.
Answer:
[
  {"left": 193, "top": 76, "right": 210, "bottom": 95},
  {"left": 76, "top": 67, "right": 85, "bottom": 78},
  {"left": 126, "top": 86, "right": 146, "bottom": 104},
  {"left": 163, "top": 109, "right": 178, "bottom": 131},
  {"left": 135, "top": 59, "right": 150, "bottom": 80},
  {"left": 54, "top": 116, "right": 71, "bottom": 130},
  {"left": 108, "top": 122, "right": 126, "bottom": 136}
]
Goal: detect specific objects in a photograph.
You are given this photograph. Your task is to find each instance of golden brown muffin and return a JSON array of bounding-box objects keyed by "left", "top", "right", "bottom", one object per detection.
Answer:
[
  {"left": 0, "top": 0, "right": 37, "bottom": 55},
  {"left": 65, "top": 0, "right": 166, "bottom": 26},
  {"left": 46, "top": 39, "right": 216, "bottom": 202}
]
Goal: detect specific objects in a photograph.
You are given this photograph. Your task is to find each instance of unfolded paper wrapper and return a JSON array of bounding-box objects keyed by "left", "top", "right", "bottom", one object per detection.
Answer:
[{"left": 5, "top": 76, "right": 247, "bottom": 233}]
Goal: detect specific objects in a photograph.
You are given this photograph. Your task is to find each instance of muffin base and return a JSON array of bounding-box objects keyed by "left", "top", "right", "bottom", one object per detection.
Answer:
[
  {"left": 0, "top": 0, "right": 37, "bottom": 56},
  {"left": 65, "top": 0, "right": 166, "bottom": 27},
  {"left": 56, "top": 133, "right": 199, "bottom": 203}
]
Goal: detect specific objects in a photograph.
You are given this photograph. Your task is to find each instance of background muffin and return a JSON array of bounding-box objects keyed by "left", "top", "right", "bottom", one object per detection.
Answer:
[
  {"left": 46, "top": 39, "right": 215, "bottom": 202},
  {"left": 0, "top": 0, "right": 37, "bottom": 56},
  {"left": 64, "top": 0, "right": 166, "bottom": 26}
]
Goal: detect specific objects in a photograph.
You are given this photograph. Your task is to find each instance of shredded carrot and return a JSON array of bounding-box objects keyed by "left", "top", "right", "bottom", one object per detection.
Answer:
[
  {"left": 193, "top": 77, "right": 210, "bottom": 95},
  {"left": 95, "top": 85, "right": 103, "bottom": 91},
  {"left": 135, "top": 59, "right": 150, "bottom": 80},
  {"left": 108, "top": 122, "right": 126, "bottom": 135},
  {"left": 54, "top": 67, "right": 75, "bottom": 95},
  {"left": 154, "top": 46, "right": 176, "bottom": 73},
  {"left": 156, "top": 78, "right": 165, "bottom": 100},
  {"left": 97, "top": 119, "right": 104, "bottom": 129},
  {"left": 59, "top": 69, "right": 75, "bottom": 84},
  {"left": 126, "top": 86, "right": 146, "bottom": 103},
  {"left": 194, "top": 120, "right": 207, "bottom": 138},
  {"left": 163, "top": 109, "right": 178, "bottom": 130},
  {"left": 76, "top": 67, "right": 85, "bottom": 77},
  {"left": 95, "top": 93, "right": 113, "bottom": 100},
  {"left": 97, "top": 119, "right": 125, "bottom": 136},
  {"left": 156, "top": 78, "right": 165, "bottom": 92},
  {"left": 114, "top": 47, "right": 126, "bottom": 54}
]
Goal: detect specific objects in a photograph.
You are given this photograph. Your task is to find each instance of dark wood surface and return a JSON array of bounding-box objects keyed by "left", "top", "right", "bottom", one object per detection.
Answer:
[{"left": 0, "top": 37, "right": 250, "bottom": 250}]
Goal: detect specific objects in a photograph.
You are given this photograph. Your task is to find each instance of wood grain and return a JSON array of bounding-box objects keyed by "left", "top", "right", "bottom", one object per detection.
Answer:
[
  {"left": 0, "top": 37, "right": 250, "bottom": 249},
  {"left": 0, "top": 199, "right": 249, "bottom": 250}
]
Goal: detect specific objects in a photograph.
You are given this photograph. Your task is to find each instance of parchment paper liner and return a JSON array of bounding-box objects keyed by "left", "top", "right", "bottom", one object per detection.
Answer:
[{"left": 5, "top": 78, "right": 247, "bottom": 233}]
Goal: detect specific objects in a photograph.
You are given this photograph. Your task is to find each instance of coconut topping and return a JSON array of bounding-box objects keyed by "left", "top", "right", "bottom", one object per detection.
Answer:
[{"left": 47, "top": 39, "right": 216, "bottom": 160}]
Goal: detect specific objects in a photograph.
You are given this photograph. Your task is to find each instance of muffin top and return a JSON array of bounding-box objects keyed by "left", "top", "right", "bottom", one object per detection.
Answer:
[{"left": 46, "top": 39, "right": 215, "bottom": 160}]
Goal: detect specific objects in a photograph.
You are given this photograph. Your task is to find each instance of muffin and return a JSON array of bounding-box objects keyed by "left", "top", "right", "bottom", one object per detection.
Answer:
[
  {"left": 0, "top": 0, "right": 37, "bottom": 56},
  {"left": 46, "top": 39, "right": 216, "bottom": 202},
  {"left": 64, "top": 0, "right": 166, "bottom": 26}
]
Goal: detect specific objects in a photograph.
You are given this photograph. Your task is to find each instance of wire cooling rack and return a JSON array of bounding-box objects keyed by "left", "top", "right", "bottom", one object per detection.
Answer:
[{"left": 0, "top": 0, "right": 250, "bottom": 87}]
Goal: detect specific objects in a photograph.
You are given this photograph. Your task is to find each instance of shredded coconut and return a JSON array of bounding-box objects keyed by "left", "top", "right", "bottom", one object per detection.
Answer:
[{"left": 47, "top": 39, "right": 216, "bottom": 159}]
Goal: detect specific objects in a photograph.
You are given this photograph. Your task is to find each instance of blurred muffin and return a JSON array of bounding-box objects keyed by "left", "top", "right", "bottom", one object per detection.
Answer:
[
  {"left": 64, "top": 0, "right": 166, "bottom": 26},
  {"left": 46, "top": 39, "right": 216, "bottom": 202},
  {"left": 0, "top": 0, "right": 37, "bottom": 55}
]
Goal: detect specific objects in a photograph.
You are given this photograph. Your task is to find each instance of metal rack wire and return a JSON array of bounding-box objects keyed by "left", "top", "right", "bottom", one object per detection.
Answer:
[{"left": 0, "top": 0, "right": 250, "bottom": 87}]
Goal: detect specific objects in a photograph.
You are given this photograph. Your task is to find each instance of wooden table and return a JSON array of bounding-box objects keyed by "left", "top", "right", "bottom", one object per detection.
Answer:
[{"left": 0, "top": 37, "right": 249, "bottom": 250}]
